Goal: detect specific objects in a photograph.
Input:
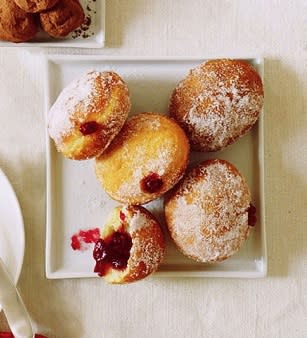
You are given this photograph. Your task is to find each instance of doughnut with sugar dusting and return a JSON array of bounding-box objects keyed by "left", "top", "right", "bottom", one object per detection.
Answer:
[
  {"left": 14, "top": 0, "right": 59, "bottom": 13},
  {"left": 40, "top": 0, "right": 84, "bottom": 38},
  {"left": 48, "top": 70, "right": 131, "bottom": 160},
  {"left": 165, "top": 159, "right": 255, "bottom": 263},
  {"left": 93, "top": 205, "right": 165, "bottom": 284},
  {"left": 169, "top": 59, "right": 264, "bottom": 152},
  {"left": 95, "top": 112, "right": 190, "bottom": 205},
  {"left": 0, "top": 0, "right": 37, "bottom": 42}
]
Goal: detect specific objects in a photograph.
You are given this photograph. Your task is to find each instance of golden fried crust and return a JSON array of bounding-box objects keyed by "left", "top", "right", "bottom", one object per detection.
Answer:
[
  {"left": 102, "top": 205, "right": 165, "bottom": 284},
  {"left": 95, "top": 112, "right": 190, "bottom": 205},
  {"left": 165, "top": 159, "right": 251, "bottom": 263},
  {"left": 48, "top": 71, "right": 131, "bottom": 160},
  {"left": 170, "top": 59, "right": 264, "bottom": 152},
  {"left": 14, "top": 0, "right": 59, "bottom": 13},
  {"left": 0, "top": 0, "right": 37, "bottom": 42},
  {"left": 39, "top": 0, "right": 84, "bottom": 38}
]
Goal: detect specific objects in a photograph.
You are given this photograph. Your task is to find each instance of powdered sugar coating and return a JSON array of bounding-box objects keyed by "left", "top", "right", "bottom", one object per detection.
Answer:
[
  {"left": 165, "top": 159, "right": 251, "bottom": 262},
  {"left": 48, "top": 71, "right": 102, "bottom": 144},
  {"left": 120, "top": 205, "right": 165, "bottom": 282},
  {"left": 48, "top": 70, "right": 131, "bottom": 160},
  {"left": 116, "top": 145, "right": 176, "bottom": 198},
  {"left": 170, "top": 59, "right": 264, "bottom": 151},
  {"left": 125, "top": 207, "right": 149, "bottom": 232},
  {"left": 95, "top": 113, "right": 190, "bottom": 205}
]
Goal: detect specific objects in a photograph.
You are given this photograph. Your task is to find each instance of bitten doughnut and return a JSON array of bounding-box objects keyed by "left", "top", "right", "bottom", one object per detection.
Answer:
[
  {"left": 95, "top": 113, "right": 190, "bottom": 205},
  {"left": 0, "top": 0, "right": 37, "bottom": 42},
  {"left": 48, "top": 71, "right": 131, "bottom": 160},
  {"left": 93, "top": 205, "right": 165, "bottom": 284},
  {"left": 14, "top": 0, "right": 59, "bottom": 13},
  {"left": 170, "top": 59, "right": 264, "bottom": 152},
  {"left": 39, "top": 0, "right": 84, "bottom": 38},
  {"left": 165, "top": 159, "right": 256, "bottom": 263}
]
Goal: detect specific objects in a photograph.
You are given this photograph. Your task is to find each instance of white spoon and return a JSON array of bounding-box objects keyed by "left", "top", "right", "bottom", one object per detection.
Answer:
[
  {"left": 0, "top": 168, "right": 25, "bottom": 313},
  {"left": 0, "top": 256, "right": 34, "bottom": 338}
]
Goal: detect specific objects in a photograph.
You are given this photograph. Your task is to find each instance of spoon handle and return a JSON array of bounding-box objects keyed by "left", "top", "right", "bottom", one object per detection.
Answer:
[{"left": 0, "top": 257, "right": 34, "bottom": 338}]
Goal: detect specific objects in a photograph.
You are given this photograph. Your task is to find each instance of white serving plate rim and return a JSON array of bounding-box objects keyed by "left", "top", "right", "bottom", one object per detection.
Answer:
[{"left": 44, "top": 55, "right": 267, "bottom": 279}]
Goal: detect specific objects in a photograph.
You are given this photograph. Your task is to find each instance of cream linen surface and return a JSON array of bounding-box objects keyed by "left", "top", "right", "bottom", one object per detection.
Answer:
[{"left": 0, "top": 1, "right": 306, "bottom": 337}]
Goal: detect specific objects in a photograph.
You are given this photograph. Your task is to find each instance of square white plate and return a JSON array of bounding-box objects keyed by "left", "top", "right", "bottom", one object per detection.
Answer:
[
  {"left": 0, "top": 1, "right": 105, "bottom": 48},
  {"left": 45, "top": 55, "right": 267, "bottom": 279}
]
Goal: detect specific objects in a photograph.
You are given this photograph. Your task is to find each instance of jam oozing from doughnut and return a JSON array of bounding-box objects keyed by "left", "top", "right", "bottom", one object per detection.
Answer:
[
  {"left": 93, "top": 228, "right": 132, "bottom": 277},
  {"left": 119, "top": 210, "right": 126, "bottom": 222},
  {"left": 79, "top": 121, "right": 101, "bottom": 135},
  {"left": 71, "top": 228, "right": 100, "bottom": 250},
  {"left": 140, "top": 172, "right": 163, "bottom": 193},
  {"left": 248, "top": 203, "right": 257, "bottom": 226}
]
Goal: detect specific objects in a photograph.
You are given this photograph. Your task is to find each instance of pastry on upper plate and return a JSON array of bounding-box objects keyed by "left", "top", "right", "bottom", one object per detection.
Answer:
[
  {"left": 95, "top": 112, "right": 190, "bottom": 205},
  {"left": 40, "top": 0, "right": 84, "bottom": 38},
  {"left": 93, "top": 205, "right": 165, "bottom": 284},
  {"left": 169, "top": 59, "right": 264, "bottom": 152},
  {"left": 0, "top": 0, "right": 37, "bottom": 42},
  {"left": 165, "top": 159, "right": 256, "bottom": 263},
  {"left": 14, "top": 0, "right": 59, "bottom": 13},
  {"left": 48, "top": 70, "right": 131, "bottom": 160}
]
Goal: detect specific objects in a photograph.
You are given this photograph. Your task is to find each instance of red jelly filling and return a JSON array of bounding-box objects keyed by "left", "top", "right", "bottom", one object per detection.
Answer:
[
  {"left": 119, "top": 210, "right": 126, "bottom": 222},
  {"left": 93, "top": 229, "right": 132, "bottom": 277},
  {"left": 140, "top": 172, "right": 163, "bottom": 193},
  {"left": 71, "top": 228, "right": 100, "bottom": 251},
  {"left": 248, "top": 203, "right": 257, "bottom": 226},
  {"left": 79, "top": 121, "right": 101, "bottom": 135}
]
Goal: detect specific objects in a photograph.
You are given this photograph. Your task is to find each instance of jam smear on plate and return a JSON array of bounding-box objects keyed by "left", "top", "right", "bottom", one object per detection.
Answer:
[{"left": 71, "top": 228, "right": 100, "bottom": 251}]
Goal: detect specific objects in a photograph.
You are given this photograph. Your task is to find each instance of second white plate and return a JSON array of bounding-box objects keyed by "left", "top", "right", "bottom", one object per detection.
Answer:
[
  {"left": 0, "top": 0, "right": 105, "bottom": 48},
  {"left": 45, "top": 55, "right": 267, "bottom": 279}
]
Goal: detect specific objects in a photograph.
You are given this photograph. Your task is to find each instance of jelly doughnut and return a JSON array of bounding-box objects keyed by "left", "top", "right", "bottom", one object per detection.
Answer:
[
  {"left": 165, "top": 159, "right": 255, "bottom": 262},
  {"left": 170, "top": 59, "right": 263, "bottom": 151},
  {"left": 93, "top": 205, "right": 165, "bottom": 284},
  {"left": 95, "top": 112, "right": 190, "bottom": 205},
  {"left": 48, "top": 71, "right": 131, "bottom": 160}
]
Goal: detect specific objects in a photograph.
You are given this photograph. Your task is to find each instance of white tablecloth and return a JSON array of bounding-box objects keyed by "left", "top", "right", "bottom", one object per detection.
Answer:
[{"left": 0, "top": 1, "right": 306, "bottom": 337}]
